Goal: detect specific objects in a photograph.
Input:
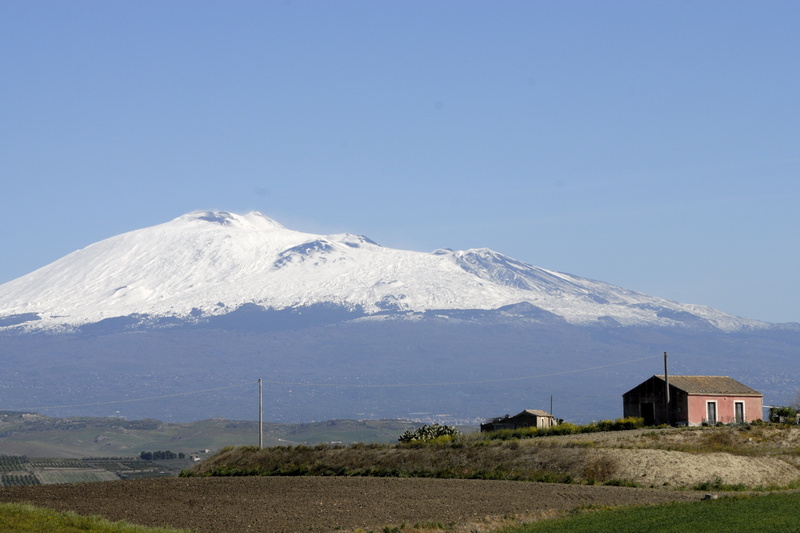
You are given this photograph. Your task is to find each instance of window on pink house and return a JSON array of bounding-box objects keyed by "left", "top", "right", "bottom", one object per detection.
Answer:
[{"left": 706, "top": 401, "right": 717, "bottom": 425}]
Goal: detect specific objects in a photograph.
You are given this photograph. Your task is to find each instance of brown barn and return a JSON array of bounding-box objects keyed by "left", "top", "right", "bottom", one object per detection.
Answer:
[
  {"left": 480, "top": 409, "right": 556, "bottom": 432},
  {"left": 623, "top": 375, "right": 763, "bottom": 426}
]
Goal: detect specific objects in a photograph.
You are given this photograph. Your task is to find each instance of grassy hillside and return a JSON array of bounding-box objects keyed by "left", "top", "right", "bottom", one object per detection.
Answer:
[{"left": 185, "top": 424, "right": 800, "bottom": 490}]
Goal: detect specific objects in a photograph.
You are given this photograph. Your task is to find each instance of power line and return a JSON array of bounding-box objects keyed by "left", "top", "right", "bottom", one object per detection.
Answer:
[{"left": 262, "top": 354, "right": 662, "bottom": 388}]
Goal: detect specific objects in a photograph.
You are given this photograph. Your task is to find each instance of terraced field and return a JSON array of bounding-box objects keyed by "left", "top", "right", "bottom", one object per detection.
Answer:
[{"left": 0, "top": 455, "right": 182, "bottom": 487}]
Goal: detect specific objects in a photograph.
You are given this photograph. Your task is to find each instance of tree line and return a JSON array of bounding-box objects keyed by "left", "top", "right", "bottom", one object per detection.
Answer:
[{"left": 139, "top": 450, "right": 185, "bottom": 461}]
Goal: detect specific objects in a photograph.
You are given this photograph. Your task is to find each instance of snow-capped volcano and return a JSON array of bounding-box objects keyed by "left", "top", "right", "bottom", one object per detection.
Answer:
[{"left": 0, "top": 211, "right": 768, "bottom": 332}]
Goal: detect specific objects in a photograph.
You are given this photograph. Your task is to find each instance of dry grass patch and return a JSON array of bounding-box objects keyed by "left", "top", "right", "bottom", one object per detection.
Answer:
[{"left": 185, "top": 425, "right": 800, "bottom": 489}]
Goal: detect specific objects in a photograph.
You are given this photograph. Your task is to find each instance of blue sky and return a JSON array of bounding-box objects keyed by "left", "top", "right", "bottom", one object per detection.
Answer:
[{"left": 2, "top": 1, "right": 798, "bottom": 323}]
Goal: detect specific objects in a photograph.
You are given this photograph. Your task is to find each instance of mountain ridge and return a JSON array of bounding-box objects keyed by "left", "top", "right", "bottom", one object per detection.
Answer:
[{"left": 0, "top": 210, "right": 776, "bottom": 333}]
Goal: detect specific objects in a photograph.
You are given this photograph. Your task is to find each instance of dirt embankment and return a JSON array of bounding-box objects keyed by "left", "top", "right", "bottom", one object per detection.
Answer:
[
  {"left": 187, "top": 426, "right": 800, "bottom": 489},
  {"left": 0, "top": 476, "right": 705, "bottom": 533},
  {"left": 542, "top": 426, "right": 800, "bottom": 488}
]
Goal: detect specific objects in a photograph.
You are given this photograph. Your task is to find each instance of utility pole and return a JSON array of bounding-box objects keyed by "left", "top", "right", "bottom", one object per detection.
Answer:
[
  {"left": 258, "top": 378, "right": 263, "bottom": 449},
  {"left": 664, "top": 352, "right": 670, "bottom": 426}
]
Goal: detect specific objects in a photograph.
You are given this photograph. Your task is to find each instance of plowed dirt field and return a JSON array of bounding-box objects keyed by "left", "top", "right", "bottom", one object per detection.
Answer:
[{"left": 0, "top": 476, "right": 705, "bottom": 532}]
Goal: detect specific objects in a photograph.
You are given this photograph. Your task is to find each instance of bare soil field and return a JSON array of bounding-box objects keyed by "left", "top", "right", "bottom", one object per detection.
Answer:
[{"left": 0, "top": 476, "right": 705, "bottom": 533}]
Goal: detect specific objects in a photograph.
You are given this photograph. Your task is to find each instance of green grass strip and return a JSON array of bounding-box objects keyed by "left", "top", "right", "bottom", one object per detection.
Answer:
[
  {"left": 503, "top": 492, "right": 800, "bottom": 533},
  {"left": 0, "top": 502, "right": 192, "bottom": 533}
]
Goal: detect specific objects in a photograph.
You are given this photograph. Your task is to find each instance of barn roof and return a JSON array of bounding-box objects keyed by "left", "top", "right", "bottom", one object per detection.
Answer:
[{"left": 654, "top": 375, "right": 762, "bottom": 396}]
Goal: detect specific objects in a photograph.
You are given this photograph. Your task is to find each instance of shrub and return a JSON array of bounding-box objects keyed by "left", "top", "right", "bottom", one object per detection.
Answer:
[
  {"left": 612, "top": 417, "right": 645, "bottom": 430},
  {"left": 545, "top": 422, "right": 580, "bottom": 436},
  {"left": 478, "top": 417, "right": 644, "bottom": 442},
  {"left": 398, "top": 424, "right": 460, "bottom": 443},
  {"left": 692, "top": 477, "right": 748, "bottom": 491},
  {"left": 769, "top": 406, "right": 798, "bottom": 423},
  {"left": 701, "top": 429, "right": 739, "bottom": 451},
  {"left": 582, "top": 456, "right": 618, "bottom": 483}
]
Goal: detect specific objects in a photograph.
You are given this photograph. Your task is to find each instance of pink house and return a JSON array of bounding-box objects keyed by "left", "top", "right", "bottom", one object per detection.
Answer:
[{"left": 622, "top": 375, "right": 763, "bottom": 426}]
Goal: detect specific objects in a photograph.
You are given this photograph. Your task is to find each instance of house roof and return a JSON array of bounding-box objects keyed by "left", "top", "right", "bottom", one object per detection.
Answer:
[
  {"left": 485, "top": 409, "right": 554, "bottom": 423},
  {"left": 518, "top": 409, "right": 554, "bottom": 417},
  {"left": 654, "top": 375, "right": 762, "bottom": 396}
]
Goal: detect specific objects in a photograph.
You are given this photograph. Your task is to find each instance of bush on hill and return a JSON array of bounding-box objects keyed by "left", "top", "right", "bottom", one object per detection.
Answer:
[
  {"left": 398, "top": 423, "right": 460, "bottom": 443},
  {"left": 483, "top": 417, "right": 644, "bottom": 440}
]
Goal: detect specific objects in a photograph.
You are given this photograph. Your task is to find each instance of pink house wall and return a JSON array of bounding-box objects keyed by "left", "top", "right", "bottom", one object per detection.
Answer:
[{"left": 686, "top": 395, "right": 763, "bottom": 425}]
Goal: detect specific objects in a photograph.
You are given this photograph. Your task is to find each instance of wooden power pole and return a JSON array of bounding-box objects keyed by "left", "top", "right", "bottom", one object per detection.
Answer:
[{"left": 664, "top": 352, "right": 670, "bottom": 425}]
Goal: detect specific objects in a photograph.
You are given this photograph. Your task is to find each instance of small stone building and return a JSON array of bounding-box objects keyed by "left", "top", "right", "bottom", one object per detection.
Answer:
[
  {"left": 480, "top": 409, "right": 557, "bottom": 432},
  {"left": 622, "top": 375, "right": 763, "bottom": 426}
]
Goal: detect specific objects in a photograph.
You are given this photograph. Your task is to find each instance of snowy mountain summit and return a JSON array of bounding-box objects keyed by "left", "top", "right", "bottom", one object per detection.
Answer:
[{"left": 0, "top": 211, "right": 768, "bottom": 332}]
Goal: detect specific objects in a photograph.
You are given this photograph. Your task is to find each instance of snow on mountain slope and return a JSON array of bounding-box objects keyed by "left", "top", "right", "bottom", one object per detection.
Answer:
[{"left": 0, "top": 211, "right": 770, "bottom": 332}]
